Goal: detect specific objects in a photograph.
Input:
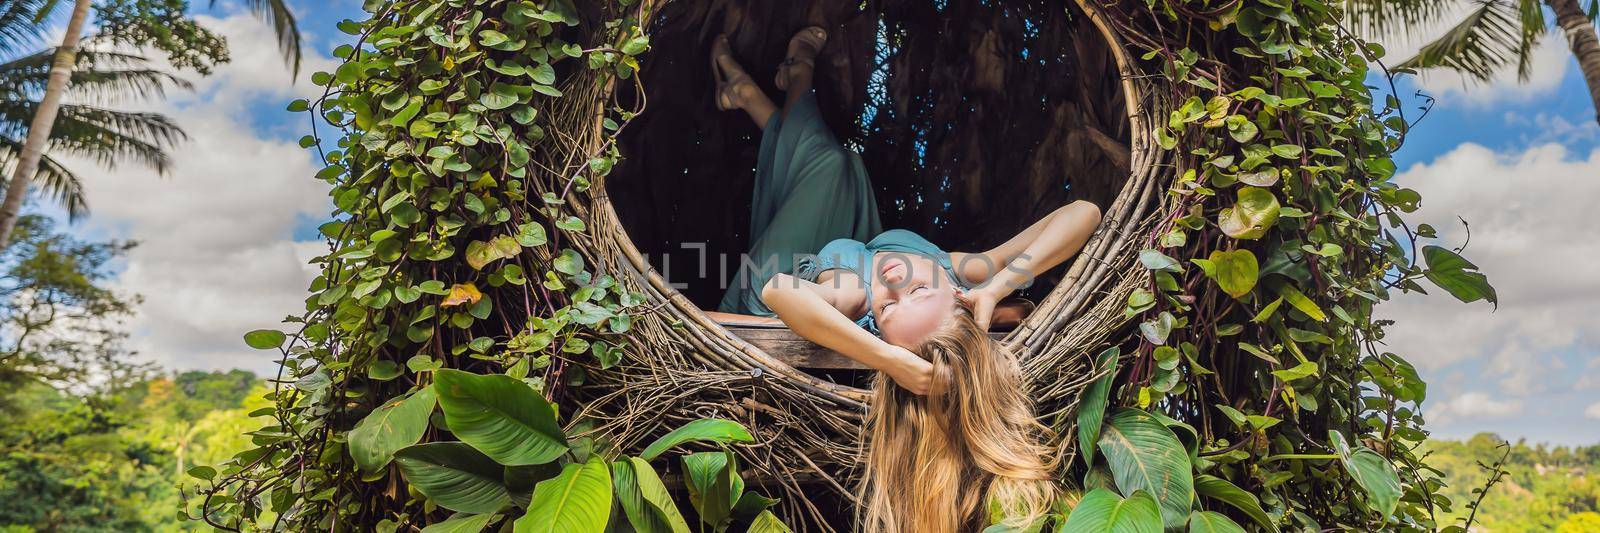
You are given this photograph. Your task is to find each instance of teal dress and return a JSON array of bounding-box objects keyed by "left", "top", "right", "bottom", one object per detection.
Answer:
[{"left": 717, "top": 92, "right": 968, "bottom": 333}]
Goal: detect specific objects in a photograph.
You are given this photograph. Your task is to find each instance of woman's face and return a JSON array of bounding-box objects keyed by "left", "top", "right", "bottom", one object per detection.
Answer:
[{"left": 871, "top": 252, "right": 959, "bottom": 349}]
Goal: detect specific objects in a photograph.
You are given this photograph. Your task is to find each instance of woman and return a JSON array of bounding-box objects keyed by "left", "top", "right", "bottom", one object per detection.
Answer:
[{"left": 709, "top": 27, "right": 1102, "bottom": 531}]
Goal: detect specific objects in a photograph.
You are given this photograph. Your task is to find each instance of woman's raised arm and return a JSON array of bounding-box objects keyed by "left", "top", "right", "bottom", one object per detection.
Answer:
[
  {"left": 761, "top": 273, "right": 934, "bottom": 395},
  {"left": 950, "top": 200, "right": 1102, "bottom": 327}
]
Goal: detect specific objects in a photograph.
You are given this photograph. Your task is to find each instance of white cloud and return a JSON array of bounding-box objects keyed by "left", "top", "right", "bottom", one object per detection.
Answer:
[
  {"left": 1587, "top": 402, "right": 1600, "bottom": 420},
  {"left": 1365, "top": 4, "right": 1571, "bottom": 106},
  {"left": 1426, "top": 392, "right": 1525, "bottom": 426},
  {"left": 58, "top": 12, "right": 339, "bottom": 372},
  {"left": 1380, "top": 143, "right": 1600, "bottom": 399}
]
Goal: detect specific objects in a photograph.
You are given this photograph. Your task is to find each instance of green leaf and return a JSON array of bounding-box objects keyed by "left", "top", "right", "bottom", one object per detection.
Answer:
[
  {"left": 1269, "top": 144, "right": 1303, "bottom": 158},
  {"left": 640, "top": 419, "right": 754, "bottom": 461},
  {"left": 516, "top": 222, "right": 547, "bottom": 247},
  {"left": 683, "top": 451, "right": 740, "bottom": 530},
  {"left": 1275, "top": 284, "right": 1327, "bottom": 322},
  {"left": 1218, "top": 187, "right": 1280, "bottom": 240},
  {"left": 748, "top": 510, "right": 793, "bottom": 533},
  {"left": 1272, "top": 361, "right": 1318, "bottom": 382},
  {"left": 421, "top": 513, "right": 497, "bottom": 533},
  {"left": 612, "top": 457, "right": 692, "bottom": 533},
  {"left": 1186, "top": 511, "right": 1246, "bottom": 533},
  {"left": 434, "top": 369, "right": 568, "bottom": 465},
  {"left": 244, "top": 329, "right": 286, "bottom": 350},
  {"left": 514, "top": 457, "right": 612, "bottom": 533},
  {"left": 350, "top": 386, "right": 438, "bottom": 473},
  {"left": 186, "top": 465, "right": 216, "bottom": 481},
  {"left": 1138, "top": 249, "right": 1183, "bottom": 273},
  {"left": 1096, "top": 409, "right": 1195, "bottom": 527},
  {"left": 1193, "top": 475, "right": 1277, "bottom": 532},
  {"left": 554, "top": 249, "right": 584, "bottom": 276},
  {"left": 394, "top": 442, "right": 512, "bottom": 514},
  {"left": 1421, "top": 245, "right": 1497, "bottom": 307},
  {"left": 1077, "top": 347, "right": 1120, "bottom": 467},
  {"left": 481, "top": 83, "right": 520, "bottom": 110},
  {"left": 1057, "top": 488, "right": 1162, "bottom": 533},
  {"left": 1206, "top": 249, "right": 1259, "bottom": 299},
  {"left": 1330, "top": 430, "right": 1402, "bottom": 520}
]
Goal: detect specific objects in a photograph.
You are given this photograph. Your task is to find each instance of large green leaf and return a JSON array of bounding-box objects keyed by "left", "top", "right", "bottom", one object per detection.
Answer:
[
  {"left": 1077, "top": 347, "right": 1120, "bottom": 467},
  {"left": 1194, "top": 475, "right": 1278, "bottom": 532},
  {"left": 349, "top": 385, "right": 437, "bottom": 473},
  {"left": 1057, "top": 488, "right": 1162, "bottom": 533},
  {"left": 747, "top": 510, "right": 793, "bottom": 533},
  {"left": 1186, "top": 511, "right": 1246, "bottom": 533},
  {"left": 1096, "top": 409, "right": 1194, "bottom": 527},
  {"left": 1218, "top": 186, "right": 1280, "bottom": 240},
  {"left": 514, "top": 457, "right": 612, "bottom": 533},
  {"left": 434, "top": 369, "right": 567, "bottom": 465},
  {"left": 394, "top": 442, "right": 512, "bottom": 514},
  {"left": 1330, "top": 430, "right": 1402, "bottom": 519},
  {"left": 640, "top": 419, "right": 754, "bottom": 461},
  {"left": 1421, "top": 245, "right": 1497, "bottom": 307},
  {"left": 612, "top": 457, "right": 691, "bottom": 533},
  {"left": 683, "top": 451, "right": 741, "bottom": 530},
  {"left": 420, "top": 513, "right": 498, "bottom": 533}
]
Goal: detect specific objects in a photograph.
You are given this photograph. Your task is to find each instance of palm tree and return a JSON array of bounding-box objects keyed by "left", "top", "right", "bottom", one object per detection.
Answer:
[
  {"left": 1346, "top": 0, "right": 1600, "bottom": 125},
  {"left": 0, "top": 0, "right": 302, "bottom": 247}
]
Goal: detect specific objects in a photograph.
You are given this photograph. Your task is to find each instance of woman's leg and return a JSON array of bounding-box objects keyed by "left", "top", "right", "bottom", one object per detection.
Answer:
[
  {"left": 712, "top": 36, "right": 777, "bottom": 128},
  {"left": 777, "top": 27, "right": 827, "bottom": 117}
]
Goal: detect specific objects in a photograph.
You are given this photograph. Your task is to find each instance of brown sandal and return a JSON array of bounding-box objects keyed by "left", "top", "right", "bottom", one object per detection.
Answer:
[
  {"left": 711, "top": 35, "right": 755, "bottom": 110},
  {"left": 774, "top": 26, "right": 827, "bottom": 92}
]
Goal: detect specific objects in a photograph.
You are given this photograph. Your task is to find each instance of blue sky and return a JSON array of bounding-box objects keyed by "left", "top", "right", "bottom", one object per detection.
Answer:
[{"left": 32, "top": 3, "right": 1600, "bottom": 446}]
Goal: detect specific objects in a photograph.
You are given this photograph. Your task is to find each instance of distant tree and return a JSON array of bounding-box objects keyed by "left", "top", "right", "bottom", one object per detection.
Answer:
[
  {"left": 0, "top": 0, "right": 303, "bottom": 248},
  {"left": 1345, "top": 0, "right": 1600, "bottom": 125},
  {"left": 0, "top": 213, "right": 143, "bottom": 393}
]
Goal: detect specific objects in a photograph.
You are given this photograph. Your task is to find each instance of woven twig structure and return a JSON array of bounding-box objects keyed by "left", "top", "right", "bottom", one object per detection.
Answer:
[{"left": 541, "top": 0, "right": 1168, "bottom": 527}]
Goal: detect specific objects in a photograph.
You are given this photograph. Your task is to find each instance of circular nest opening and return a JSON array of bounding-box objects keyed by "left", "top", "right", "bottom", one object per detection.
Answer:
[{"left": 608, "top": 0, "right": 1134, "bottom": 309}]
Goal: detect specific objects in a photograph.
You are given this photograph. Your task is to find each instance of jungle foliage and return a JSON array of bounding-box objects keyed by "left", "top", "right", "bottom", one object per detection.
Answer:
[{"left": 192, "top": 0, "right": 1497, "bottom": 531}]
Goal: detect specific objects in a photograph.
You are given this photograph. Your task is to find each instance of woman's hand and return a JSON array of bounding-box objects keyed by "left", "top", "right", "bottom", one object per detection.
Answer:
[
  {"left": 958, "top": 285, "right": 1006, "bottom": 331},
  {"left": 883, "top": 345, "right": 935, "bottom": 395}
]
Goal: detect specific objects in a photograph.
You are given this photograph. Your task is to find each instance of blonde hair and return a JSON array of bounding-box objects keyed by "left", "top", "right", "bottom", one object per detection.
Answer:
[{"left": 858, "top": 307, "right": 1058, "bottom": 532}]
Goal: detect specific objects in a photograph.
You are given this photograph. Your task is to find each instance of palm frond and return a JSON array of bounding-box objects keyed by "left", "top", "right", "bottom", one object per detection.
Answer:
[
  {"left": 0, "top": 49, "right": 192, "bottom": 104},
  {"left": 1343, "top": 0, "right": 1470, "bottom": 38},
  {"left": 218, "top": 0, "right": 302, "bottom": 77},
  {"left": 0, "top": 139, "right": 88, "bottom": 219},
  {"left": 0, "top": 0, "right": 51, "bottom": 51},
  {"left": 1397, "top": 0, "right": 1546, "bottom": 83},
  {"left": 0, "top": 102, "right": 185, "bottom": 175}
]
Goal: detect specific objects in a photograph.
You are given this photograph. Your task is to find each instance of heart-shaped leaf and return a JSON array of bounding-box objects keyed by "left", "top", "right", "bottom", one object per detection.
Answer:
[
  {"left": 394, "top": 442, "right": 512, "bottom": 514},
  {"left": 1206, "top": 249, "right": 1259, "bottom": 299},
  {"left": 434, "top": 369, "right": 567, "bottom": 465},
  {"left": 1218, "top": 187, "right": 1280, "bottom": 240}
]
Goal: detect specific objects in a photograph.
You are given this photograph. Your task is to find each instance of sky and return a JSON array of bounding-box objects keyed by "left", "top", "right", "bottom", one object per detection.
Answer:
[{"left": 26, "top": 3, "right": 1600, "bottom": 445}]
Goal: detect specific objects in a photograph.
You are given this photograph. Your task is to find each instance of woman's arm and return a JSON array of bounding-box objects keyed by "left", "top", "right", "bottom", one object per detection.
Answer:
[
  {"left": 951, "top": 200, "right": 1102, "bottom": 327},
  {"left": 761, "top": 273, "right": 934, "bottom": 395}
]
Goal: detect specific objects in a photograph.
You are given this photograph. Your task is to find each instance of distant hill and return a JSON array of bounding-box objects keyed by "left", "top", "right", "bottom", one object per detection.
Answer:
[{"left": 1424, "top": 433, "right": 1600, "bottom": 532}]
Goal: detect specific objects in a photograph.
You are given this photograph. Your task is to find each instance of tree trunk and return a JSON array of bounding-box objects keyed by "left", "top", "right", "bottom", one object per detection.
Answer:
[
  {"left": 1547, "top": 0, "right": 1600, "bottom": 125},
  {"left": 0, "top": 0, "right": 92, "bottom": 248}
]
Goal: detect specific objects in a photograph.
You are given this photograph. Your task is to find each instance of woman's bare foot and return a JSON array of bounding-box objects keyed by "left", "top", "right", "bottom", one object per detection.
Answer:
[
  {"left": 775, "top": 26, "right": 827, "bottom": 92},
  {"left": 711, "top": 35, "right": 758, "bottom": 110}
]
